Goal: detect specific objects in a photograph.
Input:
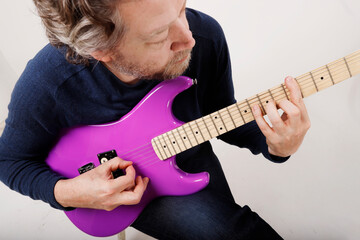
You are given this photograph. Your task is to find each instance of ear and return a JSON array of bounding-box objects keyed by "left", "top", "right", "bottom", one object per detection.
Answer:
[{"left": 91, "top": 50, "right": 112, "bottom": 63}]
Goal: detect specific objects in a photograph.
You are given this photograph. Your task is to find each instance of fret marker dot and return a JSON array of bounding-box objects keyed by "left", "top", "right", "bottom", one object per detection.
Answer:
[
  {"left": 321, "top": 77, "right": 324, "bottom": 80},
  {"left": 173, "top": 141, "right": 176, "bottom": 144},
  {"left": 266, "top": 100, "right": 269, "bottom": 103},
  {"left": 244, "top": 110, "right": 248, "bottom": 113},
  {"left": 220, "top": 127, "right": 223, "bottom": 130},
  {"left": 183, "top": 137, "right": 186, "bottom": 139},
  {"left": 163, "top": 146, "right": 166, "bottom": 148},
  {"left": 195, "top": 131, "right": 199, "bottom": 134}
]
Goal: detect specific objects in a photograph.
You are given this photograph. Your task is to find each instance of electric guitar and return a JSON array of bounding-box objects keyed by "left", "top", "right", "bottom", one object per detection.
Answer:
[{"left": 46, "top": 50, "right": 360, "bottom": 237}]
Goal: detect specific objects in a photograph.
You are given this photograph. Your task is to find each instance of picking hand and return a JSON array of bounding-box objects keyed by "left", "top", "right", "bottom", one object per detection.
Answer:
[
  {"left": 252, "top": 76, "right": 311, "bottom": 157},
  {"left": 54, "top": 157, "right": 149, "bottom": 211}
]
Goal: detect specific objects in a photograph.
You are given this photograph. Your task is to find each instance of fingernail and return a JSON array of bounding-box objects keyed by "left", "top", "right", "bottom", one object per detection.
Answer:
[{"left": 286, "top": 76, "right": 293, "bottom": 83}]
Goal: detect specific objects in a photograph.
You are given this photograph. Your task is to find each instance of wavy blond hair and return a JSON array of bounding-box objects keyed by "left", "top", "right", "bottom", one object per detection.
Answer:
[{"left": 33, "top": 0, "right": 125, "bottom": 64}]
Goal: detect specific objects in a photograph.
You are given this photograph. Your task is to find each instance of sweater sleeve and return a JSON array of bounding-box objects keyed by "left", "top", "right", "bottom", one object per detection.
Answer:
[
  {"left": 0, "top": 62, "right": 72, "bottom": 210},
  {"left": 200, "top": 16, "right": 289, "bottom": 163}
]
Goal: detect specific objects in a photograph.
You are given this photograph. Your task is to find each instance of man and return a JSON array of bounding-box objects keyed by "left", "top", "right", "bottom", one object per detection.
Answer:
[{"left": 0, "top": 0, "right": 310, "bottom": 239}]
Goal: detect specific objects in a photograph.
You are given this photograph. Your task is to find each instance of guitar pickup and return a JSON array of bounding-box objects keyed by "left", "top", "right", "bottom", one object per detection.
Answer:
[
  {"left": 78, "top": 162, "right": 95, "bottom": 174},
  {"left": 97, "top": 150, "right": 125, "bottom": 178}
]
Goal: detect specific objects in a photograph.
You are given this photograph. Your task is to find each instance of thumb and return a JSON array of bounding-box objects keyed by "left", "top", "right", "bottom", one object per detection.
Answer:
[{"left": 100, "top": 157, "right": 133, "bottom": 173}]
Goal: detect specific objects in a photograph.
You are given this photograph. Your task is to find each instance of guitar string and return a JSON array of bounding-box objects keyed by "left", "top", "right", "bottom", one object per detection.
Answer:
[
  {"left": 106, "top": 53, "right": 360, "bottom": 165},
  {"left": 118, "top": 62, "right": 359, "bottom": 167},
  {"left": 236, "top": 55, "right": 360, "bottom": 109},
  {"left": 123, "top": 63, "right": 358, "bottom": 167},
  {"left": 253, "top": 53, "right": 360, "bottom": 102},
  {"left": 150, "top": 58, "right": 360, "bottom": 158}
]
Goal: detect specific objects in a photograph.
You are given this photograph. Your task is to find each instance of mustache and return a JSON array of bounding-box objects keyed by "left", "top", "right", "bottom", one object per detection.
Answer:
[{"left": 171, "top": 49, "right": 192, "bottom": 63}]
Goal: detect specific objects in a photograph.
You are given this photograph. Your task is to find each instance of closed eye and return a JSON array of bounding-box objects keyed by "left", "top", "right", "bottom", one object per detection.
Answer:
[{"left": 152, "top": 37, "right": 168, "bottom": 45}]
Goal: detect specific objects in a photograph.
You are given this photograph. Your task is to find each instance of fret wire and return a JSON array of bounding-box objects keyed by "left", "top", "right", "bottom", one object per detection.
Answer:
[
  {"left": 208, "top": 114, "right": 220, "bottom": 136},
  {"left": 166, "top": 132, "right": 178, "bottom": 155},
  {"left": 244, "top": 99, "right": 255, "bottom": 119},
  {"left": 257, "top": 91, "right": 272, "bottom": 105},
  {"left": 300, "top": 76, "right": 330, "bottom": 90},
  {"left": 299, "top": 66, "right": 353, "bottom": 90},
  {"left": 309, "top": 71, "right": 319, "bottom": 92},
  {"left": 185, "top": 123, "right": 200, "bottom": 145},
  {"left": 160, "top": 134, "right": 172, "bottom": 157},
  {"left": 296, "top": 68, "right": 350, "bottom": 95},
  {"left": 153, "top": 51, "right": 360, "bottom": 160},
  {"left": 256, "top": 94, "right": 266, "bottom": 114},
  {"left": 222, "top": 108, "right": 236, "bottom": 130},
  {"left": 343, "top": 57, "right": 353, "bottom": 77},
  {"left": 226, "top": 106, "right": 237, "bottom": 128},
  {"left": 279, "top": 83, "right": 289, "bottom": 100},
  {"left": 217, "top": 110, "right": 228, "bottom": 132},
  {"left": 183, "top": 56, "right": 360, "bottom": 145},
  {"left": 153, "top": 138, "right": 166, "bottom": 160},
  {"left": 200, "top": 116, "right": 214, "bottom": 138},
  {"left": 235, "top": 102, "right": 246, "bottom": 124},
  {"left": 170, "top": 129, "right": 185, "bottom": 152},
  {"left": 194, "top": 120, "right": 216, "bottom": 140},
  {"left": 295, "top": 55, "right": 359, "bottom": 84},
  {"left": 234, "top": 55, "right": 359, "bottom": 125},
  {"left": 192, "top": 62, "right": 346, "bottom": 131},
  {"left": 176, "top": 127, "right": 188, "bottom": 150},
  {"left": 194, "top": 119, "right": 206, "bottom": 142},
  {"left": 202, "top": 116, "right": 216, "bottom": 137},
  {"left": 294, "top": 78, "right": 304, "bottom": 98},
  {"left": 268, "top": 89, "right": 275, "bottom": 101},
  {"left": 238, "top": 101, "right": 250, "bottom": 118},
  {"left": 181, "top": 125, "right": 193, "bottom": 148}
]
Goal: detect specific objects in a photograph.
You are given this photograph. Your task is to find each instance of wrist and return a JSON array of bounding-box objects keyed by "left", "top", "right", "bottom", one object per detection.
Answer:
[
  {"left": 54, "top": 179, "right": 74, "bottom": 208},
  {"left": 268, "top": 146, "right": 290, "bottom": 158}
]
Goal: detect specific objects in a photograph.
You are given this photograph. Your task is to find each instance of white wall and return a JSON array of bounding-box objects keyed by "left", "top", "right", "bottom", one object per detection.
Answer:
[{"left": 1, "top": 0, "right": 360, "bottom": 239}]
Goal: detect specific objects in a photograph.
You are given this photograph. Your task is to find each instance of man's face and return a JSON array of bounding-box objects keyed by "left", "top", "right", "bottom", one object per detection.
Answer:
[{"left": 106, "top": 0, "right": 195, "bottom": 83}]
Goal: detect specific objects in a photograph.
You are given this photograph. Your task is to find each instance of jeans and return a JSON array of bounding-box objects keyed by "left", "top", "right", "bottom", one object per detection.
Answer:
[{"left": 131, "top": 143, "right": 283, "bottom": 240}]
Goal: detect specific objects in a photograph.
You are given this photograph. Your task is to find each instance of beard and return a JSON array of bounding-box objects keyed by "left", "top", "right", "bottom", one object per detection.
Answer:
[{"left": 110, "top": 49, "right": 192, "bottom": 81}]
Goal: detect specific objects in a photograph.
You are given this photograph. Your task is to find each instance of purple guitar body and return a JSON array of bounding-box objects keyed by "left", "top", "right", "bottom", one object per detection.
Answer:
[{"left": 45, "top": 76, "right": 210, "bottom": 237}]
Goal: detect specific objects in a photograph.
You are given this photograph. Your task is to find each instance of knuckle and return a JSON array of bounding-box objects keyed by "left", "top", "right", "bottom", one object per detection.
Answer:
[
  {"left": 127, "top": 195, "right": 142, "bottom": 205},
  {"left": 271, "top": 118, "right": 282, "bottom": 126},
  {"left": 102, "top": 200, "right": 117, "bottom": 211},
  {"left": 103, "top": 185, "right": 116, "bottom": 196},
  {"left": 290, "top": 108, "right": 301, "bottom": 118},
  {"left": 104, "top": 205, "right": 116, "bottom": 211},
  {"left": 122, "top": 174, "right": 135, "bottom": 186}
]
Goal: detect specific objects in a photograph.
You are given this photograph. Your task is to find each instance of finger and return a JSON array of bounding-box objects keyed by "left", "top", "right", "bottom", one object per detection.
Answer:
[
  {"left": 252, "top": 104, "right": 274, "bottom": 138},
  {"left": 277, "top": 100, "right": 301, "bottom": 126},
  {"left": 285, "top": 76, "right": 311, "bottom": 123},
  {"left": 110, "top": 165, "right": 137, "bottom": 191},
  {"left": 108, "top": 157, "right": 133, "bottom": 172},
  {"left": 285, "top": 76, "right": 303, "bottom": 106},
  {"left": 117, "top": 176, "right": 149, "bottom": 205},
  {"left": 97, "top": 157, "right": 132, "bottom": 176},
  {"left": 264, "top": 100, "right": 286, "bottom": 133}
]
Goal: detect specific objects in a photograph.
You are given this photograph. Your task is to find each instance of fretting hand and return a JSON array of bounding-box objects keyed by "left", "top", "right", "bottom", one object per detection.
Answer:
[{"left": 252, "top": 76, "right": 311, "bottom": 157}]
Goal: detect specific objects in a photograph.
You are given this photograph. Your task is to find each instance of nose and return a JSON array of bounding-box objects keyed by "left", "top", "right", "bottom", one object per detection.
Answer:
[{"left": 170, "top": 19, "right": 196, "bottom": 52}]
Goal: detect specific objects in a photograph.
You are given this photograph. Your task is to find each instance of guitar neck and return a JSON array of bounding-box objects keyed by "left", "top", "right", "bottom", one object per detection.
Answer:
[{"left": 152, "top": 50, "right": 360, "bottom": 160}]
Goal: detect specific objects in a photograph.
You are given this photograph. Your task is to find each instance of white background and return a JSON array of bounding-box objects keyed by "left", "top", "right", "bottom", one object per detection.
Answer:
[{"left": 1, "top": 0, "right": 360, "bottom": 239}]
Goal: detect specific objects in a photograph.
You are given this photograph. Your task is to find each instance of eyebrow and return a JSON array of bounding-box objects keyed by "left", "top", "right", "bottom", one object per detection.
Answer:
[{"left": 141, "top": 0, "right": 187, "bottom": 41}]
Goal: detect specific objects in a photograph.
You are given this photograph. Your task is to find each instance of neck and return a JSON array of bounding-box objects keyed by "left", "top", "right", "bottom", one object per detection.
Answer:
[{"left": 152, "top": 49, "right": 360, "bottom": 160}]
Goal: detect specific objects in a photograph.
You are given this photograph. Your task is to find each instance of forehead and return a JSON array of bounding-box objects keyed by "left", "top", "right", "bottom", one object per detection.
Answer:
[{"left": 118, "top": 0, "right": 185, "bottom": 37}]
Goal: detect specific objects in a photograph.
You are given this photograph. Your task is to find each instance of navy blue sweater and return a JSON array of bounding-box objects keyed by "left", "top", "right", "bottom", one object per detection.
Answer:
[{"left": 0, "top": 9, "right": 288, "bottom": 210}]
